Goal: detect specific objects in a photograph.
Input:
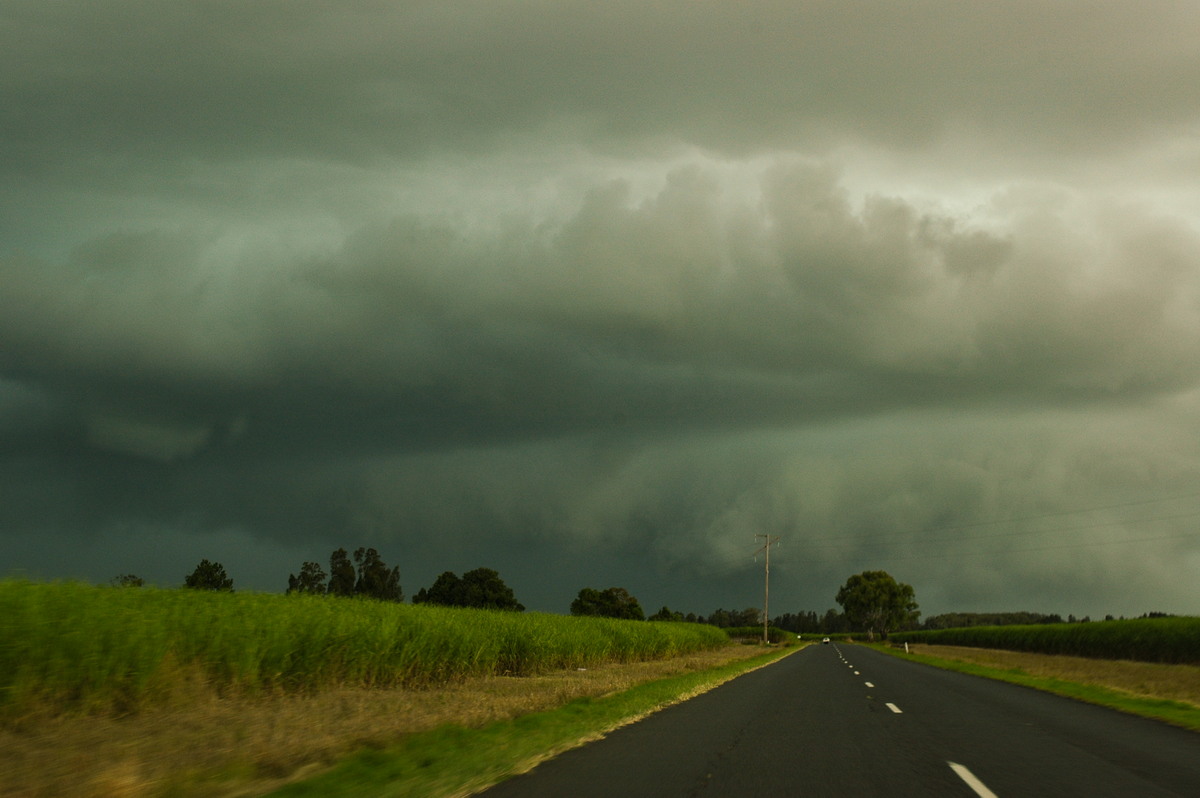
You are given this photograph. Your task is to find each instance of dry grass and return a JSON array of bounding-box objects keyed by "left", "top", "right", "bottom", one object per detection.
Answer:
[
  {"left": 0, "top": 645, "right": 768, "bottom": 798},
  {"left": 906, "top": 644, "right": 1200, "bottom": 707}
]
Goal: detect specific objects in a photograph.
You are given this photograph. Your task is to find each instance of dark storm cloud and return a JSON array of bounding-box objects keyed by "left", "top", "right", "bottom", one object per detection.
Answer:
[
  {"left": 5, "top": 1, "right": 1198, "bottom": 169},
  {"left": 5, "top": 164, "right": 1198, "bottom": 434},
  {"left": 3, "top": 2, "right": 1200, "bottom": 615}
]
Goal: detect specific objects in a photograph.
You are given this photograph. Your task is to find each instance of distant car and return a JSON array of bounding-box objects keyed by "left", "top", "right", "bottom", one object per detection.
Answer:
[{"left": 822, "top": 637, "right": 830, "bottom": 644}]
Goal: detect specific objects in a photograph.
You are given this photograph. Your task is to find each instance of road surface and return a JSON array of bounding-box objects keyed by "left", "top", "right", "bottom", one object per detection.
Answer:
[{"left": 479, "top": 643, "right": 1200, "bottom": 797}]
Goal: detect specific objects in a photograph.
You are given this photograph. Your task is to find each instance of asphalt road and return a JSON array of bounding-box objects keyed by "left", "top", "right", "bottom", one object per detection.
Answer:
[{"left": 479, "top": 643, "right": 1200, "bottom": 797}]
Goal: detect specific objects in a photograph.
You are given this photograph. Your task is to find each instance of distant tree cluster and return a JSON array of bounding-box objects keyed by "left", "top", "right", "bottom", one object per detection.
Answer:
[
  {"left": 646, "top": 606, "right": 707, "bottom": 624},
  {"left": 287, "top": 561, "right": 327, "bottom": 595},
  {"left": 117, "top": 549, "right": 529, "bottom": 611},
  {"left": 413, "top": 568, "right": 524, "bottom": 611},
  {"left": 570, "top": 587, "right": 645, "bottom": 620},
  {"left": 647, "top": 606, "right": 685, "bottom": 622},
  {"left": 287, "top": 548, "right": 402, "bottom": 601},
  {"left": 184, "top": 559, "right": 234, "bottom": 591},
  {"left": 702, "top": 607, "right": 763, "bottom": 628},
  {"left": 127, "top": 554, "right": 1173, "bottom": 641},
  {"left": 922, "top": 611, "right": 1064, "bottom": 630},
  {"left": 919, "top": 611, "right": 1178, "bottom": 630},
  {"left": 771, "top": 609, "right": 851, "bottom": 635}
]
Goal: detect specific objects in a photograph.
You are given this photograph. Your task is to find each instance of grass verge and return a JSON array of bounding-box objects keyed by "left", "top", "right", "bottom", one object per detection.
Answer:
[
  {"left": 267, "top": 645, "right": 798, "bottom": 798},
  {"left": 0, "top": 645, "right": 776, "bottom": 797},
  {"left": 870, "top": 643, "right": 1200, "bottom": 732}
]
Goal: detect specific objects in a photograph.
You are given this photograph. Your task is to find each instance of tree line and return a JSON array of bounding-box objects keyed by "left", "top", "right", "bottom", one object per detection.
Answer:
[
  {"left": 124, "top": 556, "right": 936, "bottom": 640},
  {"left": 122, "top": 551, "right": 636, "bottom": 617},
  {"left": 124, "top": 559, "right": 1165, "bottom": 640}
]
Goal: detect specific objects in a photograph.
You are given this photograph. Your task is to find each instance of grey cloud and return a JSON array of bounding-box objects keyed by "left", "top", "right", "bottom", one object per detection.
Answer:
[
  {"left": 86, "top": 412, "right": 211, "bottom": 462},
  {"left": 5, "top": 162, "right": 1200, "bottom": 464},
  {"left": 4, "top": 2, "right": 1200, "bottom": 617},
  {"left": 4, "top": 2, "right": 1198, "bottom": 178}
]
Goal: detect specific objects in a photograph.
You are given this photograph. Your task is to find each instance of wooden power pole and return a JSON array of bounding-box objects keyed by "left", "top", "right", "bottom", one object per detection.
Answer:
[{"left": 754, "top": 534, "right": 781, "bottom": 644}]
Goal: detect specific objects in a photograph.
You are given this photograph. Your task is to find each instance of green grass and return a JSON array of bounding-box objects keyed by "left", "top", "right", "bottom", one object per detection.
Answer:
[
  {"left": 722, "top": 626, "right": 803, "bottom": 644},
  {"left": 266, "top": 646, "right": 797, "bottom": 797},
  {"left": 889, "top": 616, "right": 1200, "bottom": 663},
  {"left": 0, "top": 579, "right": 729, "bottom": 721},
  {"left": 871, "top": 644, "right": 1200, "bottom": 731}
]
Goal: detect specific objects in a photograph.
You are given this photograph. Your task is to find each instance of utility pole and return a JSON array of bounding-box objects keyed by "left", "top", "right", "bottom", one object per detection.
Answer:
[{"left": 754, "top": 534, "right": 781, "bottom": 645}]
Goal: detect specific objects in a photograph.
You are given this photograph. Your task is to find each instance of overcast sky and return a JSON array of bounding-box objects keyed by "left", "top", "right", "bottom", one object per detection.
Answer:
[{"left": 4, "top": 2, "right": 1200, "bottom": 619}]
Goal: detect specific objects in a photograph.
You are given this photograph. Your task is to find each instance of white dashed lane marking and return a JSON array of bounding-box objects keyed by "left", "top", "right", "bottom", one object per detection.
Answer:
[
  {"left": 886, "top": 703, "right": 902, "bottom": 714},
  {"left": 948, "top": 762, "right": 998, "bottom": 798}
]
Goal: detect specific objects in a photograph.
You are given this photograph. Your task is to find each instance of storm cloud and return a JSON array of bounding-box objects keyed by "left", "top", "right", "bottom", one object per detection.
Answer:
[{"left": 3, "top": 1, "right": 1200, "bottom": 617}]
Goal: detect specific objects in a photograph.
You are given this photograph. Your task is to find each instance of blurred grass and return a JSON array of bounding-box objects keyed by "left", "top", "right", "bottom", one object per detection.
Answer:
[
  {"left": 0, "top": 579, "right": 729, "bottom": 721},
  {"left": 873, "top": 643, "right": 1200, "bottom": 731},
  {"left": 266, "top": 646, "right": 795, "bottom": 798}
]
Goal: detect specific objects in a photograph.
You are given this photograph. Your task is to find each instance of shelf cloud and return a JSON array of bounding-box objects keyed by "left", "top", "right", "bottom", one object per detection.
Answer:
[{"left": 3, "top": 2, "right": 1200, "bottom": 618}]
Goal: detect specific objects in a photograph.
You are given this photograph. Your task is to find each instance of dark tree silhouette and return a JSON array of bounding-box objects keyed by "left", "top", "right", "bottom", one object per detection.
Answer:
[
  {"left": 287, "top": 561, "right": 327, "bottom": 594},
  {"left": 353, "top": 547, "right": 402, "bottom": 602},
  {"left": 459, "top": 567, "right": 523, "bottom": 611},
  {"left": 414, "top": 567, "right": 523, "bottom": 611},
  {"left": 413, "top": 571, "right": 462, "bottom": 605},
  {"left": 570, "top": 586, "right": 644, "bottom": 620},
  {"left": 648, "top": 606, "right": 685, "bottom": 622},
  {"left": 184, "top": 559, "right": 233, "bottom": 591},
  {"left": 110, "top": 573, "right": 144, "bottom": 588},
  {"left": 327, "top": 548, "right": 356, "bottom": 597}
]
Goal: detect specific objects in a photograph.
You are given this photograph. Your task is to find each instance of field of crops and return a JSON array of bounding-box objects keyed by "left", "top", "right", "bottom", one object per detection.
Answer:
[
  {"left": 0, "top": 580, "right": 729, "bottom": 721},
  {"left": 890, "top": 616, "right": 1200, "bottom": 664}
]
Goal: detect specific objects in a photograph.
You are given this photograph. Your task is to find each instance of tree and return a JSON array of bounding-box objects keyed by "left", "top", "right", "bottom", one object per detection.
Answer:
[
  {"left": 648, "top": 606, "right": 685, "bottom": 622},
  {"left": 570, "top": 587, "right": 645, "bottom": 620},
  {"left": 772, "top": 611, "right": 820, "bottom": 634},
  {"left": 353, "top": 547, "right": 402, "bottom": 601},
  {"left": 110, "top": 573, "right": 144, "bottom": 588},
  {"left": 327, "top": 548, "right": 356, "bottom": 597},
  {"left": 184, "top": 559, "right": 233, "bottom": 591},
  {"left": 820, "top": 608, "right": 849, "bottom": 634},
  {"left": 459, "top": 567, "right": 523, "bottom": 611},
  {"left": 706, "top": 608, "right": 733, "bottom": 628},
  {"left": 835, "top": 570, "right": 918, "bottom": 640},
  {"left": 287, "top": 561, "right": 327, "bottom": 595},
  {"left": 414, "top": 571, "right": 461, "bottom": 605},
  {"left": 733, "top": 607, "right": 762, "bottom": 627},
  {"left": 413, "top": 568, "right": 524, "bottom": 611}
]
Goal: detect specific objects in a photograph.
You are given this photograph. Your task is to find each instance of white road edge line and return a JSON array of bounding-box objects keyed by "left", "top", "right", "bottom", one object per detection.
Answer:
[
  {"left": 885, "top": 702, "right": 902, "bottom": 713},
  {"left": 948, "top": 762, "right": 998, "bottom": 798}
]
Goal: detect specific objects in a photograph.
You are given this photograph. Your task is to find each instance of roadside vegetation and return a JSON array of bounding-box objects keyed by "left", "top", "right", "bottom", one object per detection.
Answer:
[
  {"left": 0, "top": 579, "right": 728, "bottom": 723},
  {"left": 1, "top": 643, "right": 782, "bottom": 797},
  {"left": 268, "top": 646, "right": 794, "bottom": 798},
  {"left": 876, "top": 643, "right": 1200, "bottom": 731},
  {"left": 890, "top": 616, "right": 1200, "bottom": 664}
]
